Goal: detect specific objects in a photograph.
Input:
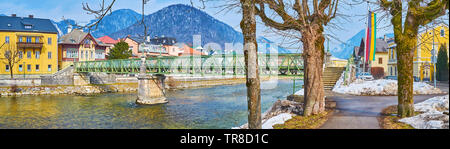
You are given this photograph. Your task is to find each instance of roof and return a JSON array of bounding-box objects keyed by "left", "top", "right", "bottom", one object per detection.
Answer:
[
  {"left": 0, "top": 16, "right": 58, "bottom": 33},
  {"left": 97, "top": 35, "right": 119, "bottom": 44},
  {"left": 126, "top": 36, "right": 145, "bottom": 44},
  {"left": 179, "top": 44, "right": 206, "bottom": 56},
  {"left": 419, "top": 22, "right": 448, "bottom": 34},
  {"left": 361, "top": 38, "right": 389, "bottom": 53},
  {"left": 58, "top": 29, "right": 103, "bottom": 46},
  {"left": 58, "top": 29, "right": 88, "bottom": 44}
]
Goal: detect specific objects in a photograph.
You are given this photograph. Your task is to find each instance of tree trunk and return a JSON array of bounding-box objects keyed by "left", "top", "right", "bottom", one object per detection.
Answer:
[
  {"left": 301, "top": 26, "right": 326, "bottom": 116},
  {"left": 396, "top": 36, "right": 416, "bottom": 118},
  {"left": 241, "top": 0, "right": 261, "bottom": 129}
]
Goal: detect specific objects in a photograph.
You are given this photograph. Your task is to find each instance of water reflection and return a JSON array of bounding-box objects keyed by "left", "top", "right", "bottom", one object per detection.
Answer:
[{"left": 0, "top": 79, "right": 296, "bottom": 129}]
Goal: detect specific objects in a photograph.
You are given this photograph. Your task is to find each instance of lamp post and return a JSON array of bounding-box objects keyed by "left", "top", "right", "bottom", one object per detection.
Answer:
[{"left": 196, "top": 46, "right": 204, "bottom": 75}]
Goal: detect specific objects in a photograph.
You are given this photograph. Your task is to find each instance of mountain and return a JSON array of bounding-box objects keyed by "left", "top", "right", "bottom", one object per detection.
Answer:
[
  {"left": 110, "top": 4, "right": 294, "bottom": 54},
  {"left": 330, "top": 29, "right": 366, "bottom": 59},
  {"left": 0, "top": 14, "right": 6, "bottom": 16},
  {"left": 87, "top": 9, "right": 142, "bottom": 38},
  {"left": 53, "top": 9, "right": 141, "bottom": 38},
  {"left": 110, "top": 4, "right": 243, "bottom": 48}
]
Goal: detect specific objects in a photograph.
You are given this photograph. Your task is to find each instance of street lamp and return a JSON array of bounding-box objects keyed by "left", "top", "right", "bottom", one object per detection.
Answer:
[{"left": 196, "top": 46, "right": 204, "bottom": 75}]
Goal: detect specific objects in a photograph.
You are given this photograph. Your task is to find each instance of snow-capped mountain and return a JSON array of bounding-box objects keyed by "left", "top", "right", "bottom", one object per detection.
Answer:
[
  {"left": 52, "top": 9, "right": 141, "bottom": 38},
  {"left": 110, "top": 4, "right": 243, "bottom": 47},
  {"left": 109, "top": 4, "right": 293, "bottom": 54},
  {"left": 330, "top": 29, "right": 366, "bottom": 59}
]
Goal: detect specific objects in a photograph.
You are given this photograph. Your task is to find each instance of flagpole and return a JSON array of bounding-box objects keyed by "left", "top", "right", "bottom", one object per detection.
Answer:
[{"left": 364, "top": 1, "right": 369, "bottom": 73}]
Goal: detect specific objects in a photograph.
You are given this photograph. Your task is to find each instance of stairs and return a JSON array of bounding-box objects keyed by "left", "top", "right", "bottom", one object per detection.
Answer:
[{"left": 322, "top": 67, "right": 345, "bottom": 90}]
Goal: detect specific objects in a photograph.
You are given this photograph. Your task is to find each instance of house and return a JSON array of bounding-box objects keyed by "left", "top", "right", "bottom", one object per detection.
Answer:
[
  {"left": 414, "top": 23, "right": 449, "bottom": 81},
  {"left": 356, "top": 37, "right": 389, "bottom": 76},
  {"left": 97, "top": 35, "right": 119, "bottom": 56},
  {"left": 386, "top": 37, "right": 398, "bottom": 77},
  {"left": 58, "top": 28, "right": 109, "bottom": 69},
  {"left": 387, "top": 23, "right": 449, "bottom": 81},
  {"left": 0, "top": 14, "right": 59, "bottom": 76},
  {"left": 123, "top": 35, "right": 181, "bottom": 58}
]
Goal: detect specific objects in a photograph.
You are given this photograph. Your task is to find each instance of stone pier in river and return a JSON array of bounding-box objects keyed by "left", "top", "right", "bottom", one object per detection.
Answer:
[{"left": 136, "top": 57, "right": 168, "bottom": 105}]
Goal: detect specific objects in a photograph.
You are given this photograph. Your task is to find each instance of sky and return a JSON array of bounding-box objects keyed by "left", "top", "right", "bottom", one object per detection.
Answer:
[{"left": 1, "top": 0, "right": 446, "bottom": 51}]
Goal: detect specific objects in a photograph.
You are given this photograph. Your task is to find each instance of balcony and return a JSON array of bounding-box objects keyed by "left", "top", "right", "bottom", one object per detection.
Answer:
[{"left": 16, "top": 42, "right": 43, "bottom": 48}]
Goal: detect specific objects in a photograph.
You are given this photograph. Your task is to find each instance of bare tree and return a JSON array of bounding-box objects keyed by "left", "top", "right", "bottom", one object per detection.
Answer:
[
  {"left": 378, "top": 0, "right": 448, "bottom": 117},
  {"left": 241, "top": 0, "right": 262, "bottom": 129},
  {"left": 254, "top": 0, "right": 339, "bottom": 116},
  {"left": 1, "top": 44, "right": 21, "bottom": 78}
]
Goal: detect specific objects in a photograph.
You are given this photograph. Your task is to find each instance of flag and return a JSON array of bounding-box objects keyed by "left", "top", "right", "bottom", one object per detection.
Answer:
[
  {"left": 365, "top": 12, "right": 371, "bottom": 62},
  {"left": 366, "top": 11, "right": 377, "bottom": 62}
]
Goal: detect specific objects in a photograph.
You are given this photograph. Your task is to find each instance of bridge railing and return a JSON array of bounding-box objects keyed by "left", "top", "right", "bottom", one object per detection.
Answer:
[{"left": 74, "top": 54, "right": 304, "bottom": 76}]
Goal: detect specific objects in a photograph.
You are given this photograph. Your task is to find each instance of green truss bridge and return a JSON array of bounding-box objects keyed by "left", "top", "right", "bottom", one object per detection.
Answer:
[{"left": 74, "top": 54, "right": 303, "bottom": 76}]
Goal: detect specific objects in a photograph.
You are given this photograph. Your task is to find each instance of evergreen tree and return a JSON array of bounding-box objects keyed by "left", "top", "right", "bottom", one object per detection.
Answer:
[
  {"left": 107, "top": 41, "right": 132, "bottom": 59},
  {"left": 436, "top": 44, "right": 449, "bottom": 81}
]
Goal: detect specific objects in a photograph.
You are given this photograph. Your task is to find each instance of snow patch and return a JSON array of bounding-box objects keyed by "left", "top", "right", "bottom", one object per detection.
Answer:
[
  {"left": 399, "top": 95, "right": 449, "bottom": 129},
  {"left": 333, "top": 79, "right": 443, "bottom": 95},
  {"left": 261, "top": 113, "right": 294, "bottom": 129}
]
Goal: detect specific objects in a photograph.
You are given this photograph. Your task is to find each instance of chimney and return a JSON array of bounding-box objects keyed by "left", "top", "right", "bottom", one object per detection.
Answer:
[
  {"left": 146, "top": 36, "right": 151, "bottom": 42},
  {"left": 67, "top": 25, "right": 72, "bottom": 33},
  {"left": 28, "top": 15, "right": 33, "bottom": 18},
  {"left": 11, "top": 14, "right": 16, "bottom": 17}
]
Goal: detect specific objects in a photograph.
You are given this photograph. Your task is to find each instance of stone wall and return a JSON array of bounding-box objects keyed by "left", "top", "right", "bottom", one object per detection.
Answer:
[{"left": 0, "top": 78, "right": 41, "bottom": 87}]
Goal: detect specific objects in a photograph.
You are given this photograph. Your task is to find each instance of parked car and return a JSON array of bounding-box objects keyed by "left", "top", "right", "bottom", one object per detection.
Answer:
[
  {"left": 385, "top": 76, "right": 398, "bottom": 80},
  {"left": 357, "top": 72, "right": 374, "bottom": 80}
]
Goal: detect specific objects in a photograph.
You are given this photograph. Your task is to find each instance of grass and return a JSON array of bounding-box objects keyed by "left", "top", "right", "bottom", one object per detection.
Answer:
[
  {"left": 273, "top": 110, "right": 332, "bottom": 129},
  {"left": 378, "top": 105, "right": 418, "bottom": 129}
]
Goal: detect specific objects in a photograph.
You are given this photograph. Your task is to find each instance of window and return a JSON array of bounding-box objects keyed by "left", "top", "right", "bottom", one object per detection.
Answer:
[
  {"left": 90, "top": 51, "right": 93, "bottom": 59},
  {"left": 85, "top": 51, "right": 88, "bottom": 59},
  {"left": 48, "top": 65, "right": 52, "bottom": 72},
  {"left": 26, "top": 37, "right": 32, "bottom": 43},
  {"left": 35, "top": 37, "right": 39, "bottom": 43},
  {"left": 19, "top": 65, "right": 23, "bottom": 72},
  {"left": 5, "top": 36, "right": 9, "bottom": 43},
  {"left": 19, "top": 37, "right": 23, "bottom": 42},
  {"left": 48, "top": 38, "right": 52, "bottom": 45},
  {"left": 395, "top": 67, "right": 397, "bottom": 76},
  {"left": 5, "top": 65, "right": 10, "bottom": 72},
  {"left": 27, "top": 51, "right": 31, "bottom": 59},
  {"left": 441, "top": 29, "right": 445, "bottom": 37},
  {"left": 24, "top": 25, "right": 32, "bottom": 29},
  {"left": 81, "top": 51, "right": 84, "bottom": 58},
  {"left": 19, "top": 51, "right": 23, "bottom": 59},
  {"left": 48, "top": 52, "right": 52, "bottom": 59},
  {"left": 35, "top": 65, "right": 40, "bottom": 72},
  {"left": 95, "top": 50, "right": 105, "bottom": 59},
  {"left": 390, "top": 67, "right": 393, "bottom": 76},
  {"left": 129, "top": 46, "right": 134, "bottom": 51},
  {"left": 378, "top": 57, "right": 382, "bottom": 64},
  {"left": 35, "top": 51, "right": 40, "bottom": 59},
  {"left": 67, "top": 48, "right": 78, "bottom": 58},
  {"left": 27, "top": 64, "right": 31, "bottom": 72}
]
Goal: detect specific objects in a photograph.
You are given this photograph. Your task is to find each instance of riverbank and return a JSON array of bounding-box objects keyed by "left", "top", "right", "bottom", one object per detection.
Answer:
[{"left": 0, "top": 75, "right": 296, "bottom": 97}]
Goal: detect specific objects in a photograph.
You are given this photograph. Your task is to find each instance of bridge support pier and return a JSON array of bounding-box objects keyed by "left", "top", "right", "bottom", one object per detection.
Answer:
[{"left": 136, "top": 74, "right": 168, "bottom": 105}]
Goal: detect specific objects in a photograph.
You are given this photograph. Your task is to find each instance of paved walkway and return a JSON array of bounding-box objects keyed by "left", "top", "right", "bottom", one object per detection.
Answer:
[{"left": 320, "top": 83, "right": 449, "bottom": 129}]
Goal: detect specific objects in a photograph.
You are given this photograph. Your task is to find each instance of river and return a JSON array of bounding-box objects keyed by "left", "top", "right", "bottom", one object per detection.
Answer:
[{"left": 0, "top": 79, "right": 298, "bottom": 129}]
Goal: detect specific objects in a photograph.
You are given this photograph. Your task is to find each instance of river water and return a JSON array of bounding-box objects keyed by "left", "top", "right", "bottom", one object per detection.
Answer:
[{"left": 0, "top": 79, "right": 297, "bottom": 129}]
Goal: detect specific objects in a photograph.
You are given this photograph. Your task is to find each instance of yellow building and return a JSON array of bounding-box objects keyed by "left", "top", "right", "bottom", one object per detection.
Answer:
[
  {"left": 414, "top": 23, "right": 449, "bottom": 81},
  {"left": 387, "top": 37, "right": 398, "bottom": 76},
  {"left": 330, "top": 56, "right": 348, "bottom": 67},
  {"left": 387, "top": 23, "right": 449, "bottom": 81},
  {"left": 0, "top": 15, "right": 59, "bottom": 77}
]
